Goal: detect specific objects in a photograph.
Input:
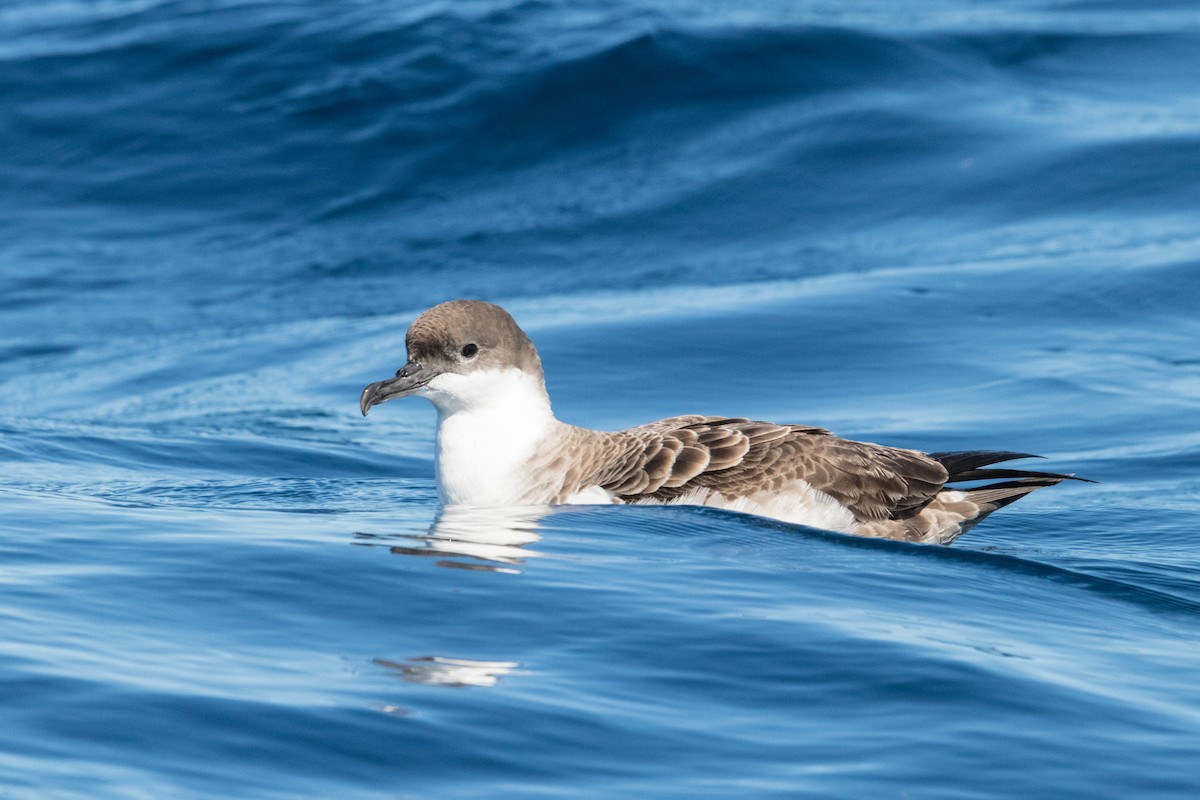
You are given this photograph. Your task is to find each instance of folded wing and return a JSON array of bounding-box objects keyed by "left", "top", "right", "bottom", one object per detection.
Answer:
[{"left": 593, "top": 416, "right": 950, "bottom": 523}]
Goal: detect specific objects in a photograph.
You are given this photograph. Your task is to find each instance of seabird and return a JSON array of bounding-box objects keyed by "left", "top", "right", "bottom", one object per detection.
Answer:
[{"left": 360, "top": 300, "right": 1089, "bottom": 544}]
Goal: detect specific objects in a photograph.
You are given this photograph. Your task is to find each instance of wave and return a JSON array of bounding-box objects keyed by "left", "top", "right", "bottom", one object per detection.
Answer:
[{"left": 5, "top": 1, "right": 1197, "bottom": 227}]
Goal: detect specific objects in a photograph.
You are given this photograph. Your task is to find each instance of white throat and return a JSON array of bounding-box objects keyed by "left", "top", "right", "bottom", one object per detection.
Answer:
[{"left": 420, "top": 368, "right": 557, "bottom": 506}]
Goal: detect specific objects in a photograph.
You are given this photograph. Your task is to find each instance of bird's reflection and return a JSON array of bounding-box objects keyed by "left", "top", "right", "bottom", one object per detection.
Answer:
[
  {"left": 374, "top": 656, "right": 523, "bottom": 688},
  {"left": 353, "top": 505, "right": 548, "bottom": 572}
]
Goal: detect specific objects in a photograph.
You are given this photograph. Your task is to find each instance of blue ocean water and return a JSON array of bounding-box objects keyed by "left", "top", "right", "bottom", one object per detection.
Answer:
[{"left": 3, "top": 0, "right": 1200, "bottom": 796}]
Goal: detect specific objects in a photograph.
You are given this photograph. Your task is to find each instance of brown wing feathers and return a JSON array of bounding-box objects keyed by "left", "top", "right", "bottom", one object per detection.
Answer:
[
  {"left": 595, "top": 417, "right": 951, "bottom": 524},
  {"left": 773, "top": 436, "right": 947, "bottom": 522}
]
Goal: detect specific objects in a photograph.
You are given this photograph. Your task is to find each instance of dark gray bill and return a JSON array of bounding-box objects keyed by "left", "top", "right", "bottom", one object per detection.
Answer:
[{"left": 360, "top": 361, "right": 435, "bottom": 415}]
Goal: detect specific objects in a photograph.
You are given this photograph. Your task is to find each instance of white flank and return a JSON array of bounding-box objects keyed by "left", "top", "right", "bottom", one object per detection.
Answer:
[
  {"left": 563, "top": 485, "right": 616, "bottom": 505},
  {"left": 633, "top": 480, "right": 859, "bottom": 533}
]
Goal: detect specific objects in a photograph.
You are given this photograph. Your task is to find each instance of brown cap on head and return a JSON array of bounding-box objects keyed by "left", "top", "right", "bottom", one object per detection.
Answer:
[{"left": 405, "top": 300, "right": 542, "bottom": 376}]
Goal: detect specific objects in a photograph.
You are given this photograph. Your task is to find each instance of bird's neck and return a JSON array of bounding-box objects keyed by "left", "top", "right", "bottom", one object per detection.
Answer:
[{"left": 429, "top": 369, "right": 564, "bottom": 506}]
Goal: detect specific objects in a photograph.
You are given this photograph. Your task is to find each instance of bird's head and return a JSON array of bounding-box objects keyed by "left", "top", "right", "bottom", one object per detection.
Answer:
[{"left": 360, "top": 300, "right": 545, "bottom": 416}]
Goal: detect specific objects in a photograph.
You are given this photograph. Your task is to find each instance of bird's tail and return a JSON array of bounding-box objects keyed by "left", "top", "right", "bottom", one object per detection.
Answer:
[{"left": 928, "top": 450, "right": 1094, "bottom": 536}]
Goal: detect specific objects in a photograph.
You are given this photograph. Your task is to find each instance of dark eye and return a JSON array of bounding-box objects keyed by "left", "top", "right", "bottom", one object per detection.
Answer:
[{"left": 461, "top": 343, "right": 478, "bottom": 358}]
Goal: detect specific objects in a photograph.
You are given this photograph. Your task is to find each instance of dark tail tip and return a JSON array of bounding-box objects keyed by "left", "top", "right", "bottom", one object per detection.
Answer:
[{"left": 931, "top": 450, "right": 1096, "bottom": 485}]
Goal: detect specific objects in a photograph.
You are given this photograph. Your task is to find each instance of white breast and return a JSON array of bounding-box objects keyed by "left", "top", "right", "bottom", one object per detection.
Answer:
[{"left": 424, "top": 368, "right": 557, "bottom": 506}]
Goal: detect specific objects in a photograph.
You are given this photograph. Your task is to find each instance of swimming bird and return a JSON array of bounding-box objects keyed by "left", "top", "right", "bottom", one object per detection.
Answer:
[{"left": 360, "top": 300, "right": 1088, "bottom": 544}]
